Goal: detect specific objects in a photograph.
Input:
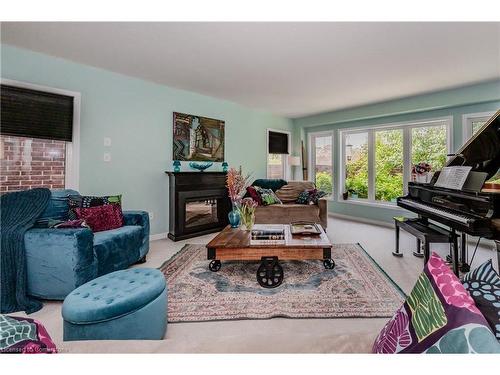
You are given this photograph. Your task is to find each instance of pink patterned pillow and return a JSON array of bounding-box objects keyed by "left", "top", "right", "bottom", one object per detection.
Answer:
[
  {"left": 372, "top": 252, "right": 497, "bottom": 353},
  {"left": 75, "top": 204, "right": 123, "bottom": 232}
]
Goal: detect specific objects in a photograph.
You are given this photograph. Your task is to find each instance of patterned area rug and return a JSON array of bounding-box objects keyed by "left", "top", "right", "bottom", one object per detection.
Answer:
[{"left": 159, "top": 244, "right": 405, "bottom": 323}]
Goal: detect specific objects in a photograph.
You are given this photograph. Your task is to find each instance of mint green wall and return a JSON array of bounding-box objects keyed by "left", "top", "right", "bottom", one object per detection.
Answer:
[
  {"left": 293, "top": 80, "right": 500, "bottom": 223},
  {"left": 1, "top": 45, "right": 293, "bottom": 235}
]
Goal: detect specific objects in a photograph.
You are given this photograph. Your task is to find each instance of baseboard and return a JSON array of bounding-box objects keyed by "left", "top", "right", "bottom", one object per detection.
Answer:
[
  {"left": 150, "top": 232, "right": 168, "bottom": 241},
  {"left": 328, "top": 212, "right": 394, "bottom": 229}
]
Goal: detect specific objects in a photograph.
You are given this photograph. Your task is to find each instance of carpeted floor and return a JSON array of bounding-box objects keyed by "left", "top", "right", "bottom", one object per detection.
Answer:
[{"left": 160, "top": 243, "right": 405, "bottom": 322}]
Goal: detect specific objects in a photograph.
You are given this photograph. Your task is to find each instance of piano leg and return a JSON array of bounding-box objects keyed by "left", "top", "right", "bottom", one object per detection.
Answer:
[
  {"left": 413, "top": 238, "right": 424, "bottom": 258},
  {"left": 496, "top": 240, "right": 500, "bottom": 273},
  {"left": 460, "top": 233, "right": 470, "bottom": 273},
  {"left": 392, "top": 221, "right": 403, "bottom": 257},
  {"left": 423, "top": 241, "right": 430, "bottom": 264},
  {"left": 451, "top": 229, "right": 459, "bottom": 277}
]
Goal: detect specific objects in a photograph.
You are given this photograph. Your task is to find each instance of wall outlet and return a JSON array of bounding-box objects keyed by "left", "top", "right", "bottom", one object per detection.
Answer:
[
  {"left": 149, "top": 212, "right": 154, "bottom": 221},
  {"left": 103, "top": 153, "right": 111, "bottom": 162},
  {"left": 104, "top": 137, "right": 112, "bottom": 146}
]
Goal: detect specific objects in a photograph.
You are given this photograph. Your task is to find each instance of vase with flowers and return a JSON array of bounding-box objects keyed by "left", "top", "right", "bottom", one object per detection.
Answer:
[
  {"left": 412, "top": 162, "right": 433, "bottom": 183},
  {"left": 226, "top": 166, "right": 251, "bottom": 228},
  {"left": 239, "top": 197, "right": 258, "bottom": 231}
]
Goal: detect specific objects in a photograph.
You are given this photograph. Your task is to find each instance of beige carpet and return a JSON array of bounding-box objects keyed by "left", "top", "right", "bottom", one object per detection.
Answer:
[
  {"left": 161, "top": 243, "right": 404, "bottom": 322},
  {"left": 12, "top": 217, "right": 498, "bottom": 353}
]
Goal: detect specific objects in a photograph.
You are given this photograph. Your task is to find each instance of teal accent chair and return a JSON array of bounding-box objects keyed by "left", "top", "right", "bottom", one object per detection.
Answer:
[{"left": 24, "top": 190, "right": 150, "bottom": 300}]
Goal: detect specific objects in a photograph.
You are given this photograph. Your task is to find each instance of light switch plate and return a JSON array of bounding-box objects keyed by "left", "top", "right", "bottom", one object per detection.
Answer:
[
  {"left": 103, "top": 153, "right": 111, "bottom": 162},
  {"left": 104, "top": 137, "right": 112, "bottom": 146}
]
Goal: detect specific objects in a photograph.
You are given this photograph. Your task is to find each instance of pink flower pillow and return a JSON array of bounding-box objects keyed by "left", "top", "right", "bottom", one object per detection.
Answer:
[
  {"left": 372, "top": 252, "right": 500, "bottom": 353},
  {"left": 75, "top": 204, "right": 123, "bottom": 232}
]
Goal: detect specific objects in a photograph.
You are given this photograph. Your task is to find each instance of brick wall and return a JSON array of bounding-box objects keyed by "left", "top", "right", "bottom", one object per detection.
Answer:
[{"left": 0, "top": 135, "right": 66, "bottom": 193}]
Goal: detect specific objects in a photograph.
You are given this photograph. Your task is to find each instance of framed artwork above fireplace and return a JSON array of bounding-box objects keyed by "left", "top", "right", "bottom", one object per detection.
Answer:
[{"left": 173, "top": 112, "right": 225, "bottom": 162}]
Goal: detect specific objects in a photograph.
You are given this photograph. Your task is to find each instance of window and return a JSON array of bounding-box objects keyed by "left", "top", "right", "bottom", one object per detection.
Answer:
[
  {"left": 345, "top": 132, "right": 368, "bottom": 199},
  {"left": 340, "top": 117, "right": 451, "bottom": 205},
  {"left": 375, "top": 129, "right": 403, "bottom": 202},
  {"left": 266, "top": 129, "right": 290, "bottom": 179},
  {"left": 0, "top": 80, "right": 80, "bottom": 193},
  {"left": 309, "top": 132, "right": 333, "bottom": 196},
  {"left": 462, "top": 112, "right": 495, "bottom": 142},
  {"left": 267, "top": 154, "right": 285, "bottom": 179}
]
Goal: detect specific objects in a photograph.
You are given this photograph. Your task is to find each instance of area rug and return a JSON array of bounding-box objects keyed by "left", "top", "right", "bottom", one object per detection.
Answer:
[{"left": 159, "top": 244, "right": 405, "bottom": 323}]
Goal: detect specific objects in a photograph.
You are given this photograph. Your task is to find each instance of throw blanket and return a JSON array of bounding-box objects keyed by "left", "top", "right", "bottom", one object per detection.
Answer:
[
  {"left": 1, "top": 188, "right": 51, "bottom": 314},
  {"left": 0, "top": 314, "right": 57, "bottom": 353}
]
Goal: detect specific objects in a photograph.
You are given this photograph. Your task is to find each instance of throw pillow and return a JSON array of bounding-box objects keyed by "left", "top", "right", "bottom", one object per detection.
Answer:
[
  {"left": 255, "top": 186, "right": 282, "bottom": 206},
  {"left": 246, "top": 186, "right": 263, "bottom": 205},
  {"left": 310, "top": 189, "right": 327, "bottom": 204},
  {"left": 372, "top": 252, "right": 500, "bottom": 353},
  {"left": 275, "top": 181, "right": 315, "bottom": 203},
  {"left": 74, "top": 204, "right": 124, "bottom": 232},
  {"left": 68, "top": 194, "right": 122, "bottom": 220},
  {"left": 251, "top": 179, "right": 287, "bottom": 192},
  {"left": 296, "top": 191, "right": 310, "bottom": 205},
  {"left": 462, "top": 259, "right": 500, "bottom": 342},
  {"left": 295, "top": 189, "right": 327, "bottom": 205}
]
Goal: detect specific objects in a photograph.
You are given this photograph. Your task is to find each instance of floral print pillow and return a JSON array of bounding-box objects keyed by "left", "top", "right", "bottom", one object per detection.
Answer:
[
  {"left": 373, "top": 253, "right": 500, "bottom": 353},
  {"left": 462, "top": 259, "right": 500, "bottom": 342}
]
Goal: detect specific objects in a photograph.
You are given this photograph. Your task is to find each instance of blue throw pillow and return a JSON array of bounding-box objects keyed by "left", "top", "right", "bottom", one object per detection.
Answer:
[
  {"left": 251, "top": 179, "right": 287, "bottom": 192},
  {"left": 462, "top": 259, "right": 500, "bottom": 342}
]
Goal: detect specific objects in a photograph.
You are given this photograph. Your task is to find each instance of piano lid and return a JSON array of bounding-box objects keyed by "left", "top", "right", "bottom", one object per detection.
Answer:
[{"left": 447, "top": 109, "right": 500, "bottom": 180}]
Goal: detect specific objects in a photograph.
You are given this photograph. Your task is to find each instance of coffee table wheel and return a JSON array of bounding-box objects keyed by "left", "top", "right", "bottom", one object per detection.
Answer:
[
  {"left": 257, "top": 257, "right": 283, "bottom": 288},
  {"left": 323, "top": 258, "right": 335, "bottom": 269},
  {"left": 209, "top": 260, "right": 221, "bottom": 272}
]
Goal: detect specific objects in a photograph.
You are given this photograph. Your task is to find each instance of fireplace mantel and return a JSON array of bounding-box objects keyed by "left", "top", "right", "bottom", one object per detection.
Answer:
[{"left": 165, "top": 171, "right": 230, "bottom": 241}]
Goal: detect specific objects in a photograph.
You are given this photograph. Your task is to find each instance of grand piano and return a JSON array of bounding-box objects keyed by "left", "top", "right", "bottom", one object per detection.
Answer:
[{"left": 397, "top": 109, "right": 500, "bottom": 273}]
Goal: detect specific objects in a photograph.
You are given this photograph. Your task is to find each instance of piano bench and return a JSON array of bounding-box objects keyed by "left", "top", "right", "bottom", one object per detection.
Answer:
[{"left": 392, "top": 217, "right": 459, "bottom": 274}]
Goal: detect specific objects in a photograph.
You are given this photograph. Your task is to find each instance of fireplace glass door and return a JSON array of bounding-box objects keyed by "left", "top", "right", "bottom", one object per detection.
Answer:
[{"left": 185, "top": 199, "right": 219, "bottom": 229}]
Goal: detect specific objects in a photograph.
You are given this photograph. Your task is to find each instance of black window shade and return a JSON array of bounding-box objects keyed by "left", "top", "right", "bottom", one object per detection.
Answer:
[
  {"left": 268, "top": 131, "right": 289, "bottom": 154},
  {"left": 1, "top": 84, "right": 74, "bottom": 142}
]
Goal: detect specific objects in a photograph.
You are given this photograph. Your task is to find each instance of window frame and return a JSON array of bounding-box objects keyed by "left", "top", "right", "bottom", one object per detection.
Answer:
[
  {"left": 308, "top": 130, "right": 334, "bottom": 196},
  {"left": 266, "top": 128, "right": 291, "bottom": 180},
  {"left": 1, "top": 78, "right": 81, "bottom": 190},
  {"left": 462, "top": 111, "right": 495, "bottom": 144},
  {"left": 338, "top": 116, "right": 452, "bottom": 207}
]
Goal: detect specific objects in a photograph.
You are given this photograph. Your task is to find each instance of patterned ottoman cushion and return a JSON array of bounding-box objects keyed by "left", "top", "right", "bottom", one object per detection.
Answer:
[
  {"left": 462, "top": 259, "right": 500, "bottom": 342},
  {"left": 372, "top": 252, "right": 500, "bottom": 353}
]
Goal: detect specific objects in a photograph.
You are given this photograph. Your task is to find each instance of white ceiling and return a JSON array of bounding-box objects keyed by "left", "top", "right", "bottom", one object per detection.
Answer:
[{"left": 2, "top": 22, "right": 499, "bottom": 118}]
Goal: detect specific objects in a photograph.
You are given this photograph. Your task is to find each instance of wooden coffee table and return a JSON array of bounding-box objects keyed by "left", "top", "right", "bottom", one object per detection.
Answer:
[{"left": 206, "top": 224, "right": 334, "bottom": 288}]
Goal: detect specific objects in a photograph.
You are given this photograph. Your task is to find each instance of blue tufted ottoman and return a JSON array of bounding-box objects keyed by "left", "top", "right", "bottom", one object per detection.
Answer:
[{"left": 62, "top": 268, "right": 167, "bottom": 341}]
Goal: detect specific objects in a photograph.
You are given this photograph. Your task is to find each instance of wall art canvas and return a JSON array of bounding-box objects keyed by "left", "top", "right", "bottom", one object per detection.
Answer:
[{"left": 173, "top": 112, "right": 225, "bottom": 162}]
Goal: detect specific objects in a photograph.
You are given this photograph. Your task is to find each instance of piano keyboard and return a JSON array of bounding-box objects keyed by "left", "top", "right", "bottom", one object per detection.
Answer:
[{"left": 399, "top": 198, "right": 473, "bottom": 224}]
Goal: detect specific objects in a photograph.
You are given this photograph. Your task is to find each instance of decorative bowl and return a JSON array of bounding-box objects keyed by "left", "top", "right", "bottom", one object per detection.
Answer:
[{"left": 188, "top": 162, "right": 213, "bottom": 172}]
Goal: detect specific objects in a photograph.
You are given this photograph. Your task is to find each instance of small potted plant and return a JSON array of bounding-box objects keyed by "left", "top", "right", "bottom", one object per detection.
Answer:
[{"left": 238, "top": 197, "right": 258, "bottom": 231}]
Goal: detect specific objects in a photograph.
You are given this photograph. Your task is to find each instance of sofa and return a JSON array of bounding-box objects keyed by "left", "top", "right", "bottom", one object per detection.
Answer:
[
  {"left": 24, "top": 189, "right": 150, "bottom": 300},
  {"left": 251, "top": 180, "right": 328, "bottom": 229}
]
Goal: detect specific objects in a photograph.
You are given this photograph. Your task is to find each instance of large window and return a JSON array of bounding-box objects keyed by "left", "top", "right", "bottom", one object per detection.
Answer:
[
  {"left": 340, "top": 117, "right": 451, "bottom": 204},
  {"left": 309, "top": 132, "right": 333, "bottom": 196},
  {"left": 266, "top": 129, "right": 290, "bottom": 179},
  {"left": 0, "top": 80, "right": 80, "bottom": 193}
]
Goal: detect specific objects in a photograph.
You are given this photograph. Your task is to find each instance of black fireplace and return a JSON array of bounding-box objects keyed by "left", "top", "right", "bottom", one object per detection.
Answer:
[{"left": 165, "top": 172, "right": 230, "bottom": 241}]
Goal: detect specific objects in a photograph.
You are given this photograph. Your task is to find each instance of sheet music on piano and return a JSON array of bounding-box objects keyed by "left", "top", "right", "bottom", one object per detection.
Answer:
[{"left": 434, "top": 166, "right": 472, "bottom": 190}]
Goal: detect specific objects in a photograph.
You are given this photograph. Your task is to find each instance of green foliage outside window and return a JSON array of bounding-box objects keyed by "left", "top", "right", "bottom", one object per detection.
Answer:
[
  {"left": 315, "top": 171, "right": 333, "bottom": 195},
  {"left": 342, "top": 125, "right": 447, "bottom": 202}
]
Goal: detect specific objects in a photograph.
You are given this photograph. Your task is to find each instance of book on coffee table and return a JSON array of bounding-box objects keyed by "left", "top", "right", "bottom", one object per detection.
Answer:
[{"left": 250, "top": 225, "right": 286, "bottom": 245}]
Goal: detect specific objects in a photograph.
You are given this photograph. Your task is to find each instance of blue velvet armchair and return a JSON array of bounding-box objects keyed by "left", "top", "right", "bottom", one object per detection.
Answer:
[{"left": 24, "top": 190, "right": 150, "bottom": 300}]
